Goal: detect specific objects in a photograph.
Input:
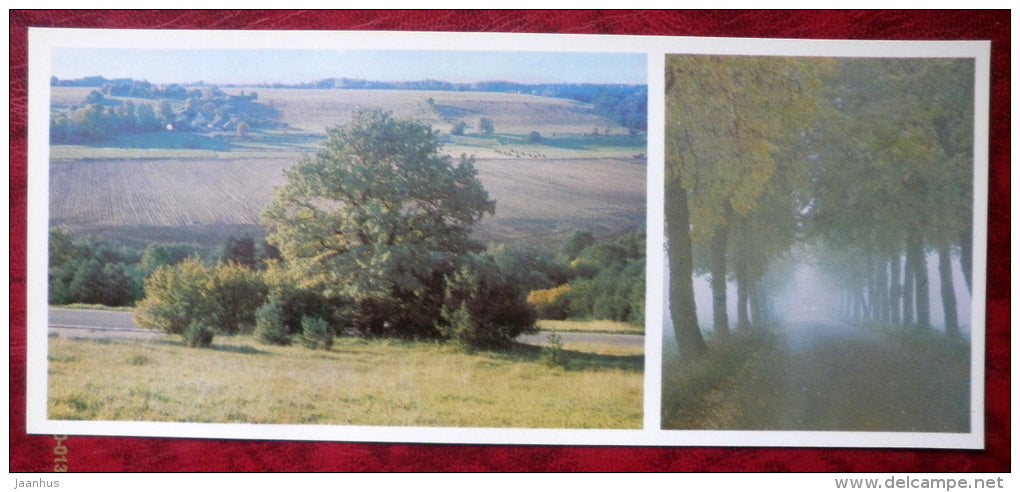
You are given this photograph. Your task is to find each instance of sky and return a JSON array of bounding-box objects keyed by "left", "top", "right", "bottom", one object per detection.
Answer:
[{"left": 51, "top": 49, "right": 647, "bottom": 86}]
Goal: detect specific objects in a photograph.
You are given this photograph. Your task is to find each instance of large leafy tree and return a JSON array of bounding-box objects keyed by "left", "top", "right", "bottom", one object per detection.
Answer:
[
  {"left": 262, "top": 110, "right": 495, "bottom": 338},
  {"left": 665, "top": 55, "right": 826, "bottom": 357}
]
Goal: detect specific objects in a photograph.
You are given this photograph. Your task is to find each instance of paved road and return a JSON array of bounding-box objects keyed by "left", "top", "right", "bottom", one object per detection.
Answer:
[
  {"left": 48, "top": 308, "right": 644, "bottom": 349},
  {"left": 48, "top": 307, "right": 159, "bottom": 340}
]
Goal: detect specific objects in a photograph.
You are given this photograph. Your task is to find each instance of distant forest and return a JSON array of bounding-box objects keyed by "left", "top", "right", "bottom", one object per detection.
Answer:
[{"left": 51, "top": 75, "right": 648, "bottom": 134}]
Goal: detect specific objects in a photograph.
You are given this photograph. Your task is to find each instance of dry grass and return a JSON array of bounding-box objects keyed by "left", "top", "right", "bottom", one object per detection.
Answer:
[
  {"left": 48, "top": 334, "right": 642, "bottom": 428},
  {"left": 537, "top": 319, "right": 644, "bottom": 336}
]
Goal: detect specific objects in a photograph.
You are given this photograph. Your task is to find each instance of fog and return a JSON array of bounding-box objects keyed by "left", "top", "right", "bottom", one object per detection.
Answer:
[{"left": 666, "top": 253, "right": 974, "bottom": 341}]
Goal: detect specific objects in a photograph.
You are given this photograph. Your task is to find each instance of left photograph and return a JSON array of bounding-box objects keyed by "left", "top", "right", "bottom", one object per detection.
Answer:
[{"left": 43, "top": 47, "right": 648, "bottom": 429}]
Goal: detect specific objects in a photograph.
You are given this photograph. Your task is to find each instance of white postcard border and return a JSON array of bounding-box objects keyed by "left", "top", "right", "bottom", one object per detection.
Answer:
[{"left": 25, "top": 27, "right": 990, "bottom": 449}]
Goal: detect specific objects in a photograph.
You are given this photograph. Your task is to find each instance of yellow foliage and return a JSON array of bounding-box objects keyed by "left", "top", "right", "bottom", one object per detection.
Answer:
[{"left": 527, "top": 284, "right": 571, "bottom": 306}]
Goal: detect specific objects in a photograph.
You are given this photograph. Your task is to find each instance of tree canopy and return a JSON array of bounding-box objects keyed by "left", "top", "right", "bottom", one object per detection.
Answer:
[{"left": 262, "top": 109, "right": 496, "bottom": 338}]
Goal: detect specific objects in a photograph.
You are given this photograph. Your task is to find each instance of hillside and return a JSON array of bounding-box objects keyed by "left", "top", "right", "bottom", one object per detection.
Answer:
[
  {"left": 47, "top": 86, "right": 646, "bottom": 252},
  {"left": 50, "top": 86, "right": 631, "bottom": 138}
]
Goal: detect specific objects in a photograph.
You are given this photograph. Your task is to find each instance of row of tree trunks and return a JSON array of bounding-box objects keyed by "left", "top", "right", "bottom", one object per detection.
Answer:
[{"left": 835, "top": 238, "right": 960, "bottom": 337}]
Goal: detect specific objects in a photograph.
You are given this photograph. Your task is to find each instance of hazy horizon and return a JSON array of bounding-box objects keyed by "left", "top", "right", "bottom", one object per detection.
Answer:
[{"left": 51, "top": 48, "right": 647, "bottom": 87}]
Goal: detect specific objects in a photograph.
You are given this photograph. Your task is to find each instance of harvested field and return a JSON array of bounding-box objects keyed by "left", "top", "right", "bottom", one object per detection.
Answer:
[
  {"left": 49, "top": 158, "right": 290, "bottom": 229},
  {"left": 49, "top": 156, "right": 645, "bottom": 250}
]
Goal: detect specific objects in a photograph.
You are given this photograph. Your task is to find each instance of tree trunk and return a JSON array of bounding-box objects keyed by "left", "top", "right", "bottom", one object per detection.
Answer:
[
  {"left": 907, "top": 234, "right": 931, "bottom": 330},
  {"left": 902, "top": 249, "right": 914, "bottom": 327},
  {"left": 867, "top": 258, "right": 878, "bottom": 323},
  {"left": 666, "top": 185, "right": 707, "bottom": 359},
  {"left": 938, "top": 241, "right": 960, "bottom": 338},
  {"left": 750, "top": 276, "right": 767, "bottom": 327},
  {"left": 875, "top": 256, "right": 890, "bottom": 323},
  {"left": 854, "top": 286, "right": 866, "bottom": 322},
  {"left": 889, "top": 254, "right": 901, "bottom": 326},
  {"left": 735, "top": 258, "right": 752, "bottom": 330},
  {"left": 710, "top": 223, "right": 730, "bottom": 336},
  {"left": 959, "top": 227, "right": 972, "bottom": 294}
]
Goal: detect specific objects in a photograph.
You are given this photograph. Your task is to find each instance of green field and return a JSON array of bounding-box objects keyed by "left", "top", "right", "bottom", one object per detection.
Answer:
[{"left": 48, "top": 331, "right": 642, "bottom": 428}]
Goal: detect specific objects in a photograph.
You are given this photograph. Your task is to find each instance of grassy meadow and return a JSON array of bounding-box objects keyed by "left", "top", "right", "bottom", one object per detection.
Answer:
[{"left": 48, "top": 329, "right": 642, "bottom": 428}]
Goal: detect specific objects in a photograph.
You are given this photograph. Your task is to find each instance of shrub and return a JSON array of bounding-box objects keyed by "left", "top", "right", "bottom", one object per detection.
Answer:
[
  {"left": 451, "top": 121, "right": 468, "bottom": 136},
  {"left": 255, "top": 298, "right": 291, "bottom": 346},
  {"left": 135, "top": 257, "right": 219, "bottom": 335},
  {"left": 440, "top": 255, "right": 537, "bottom": 350},
  {"left": 527, "top": 284, "right": 572, "bottom": 320},
  {"left": 527, "top": 130, "right": 543, "bottom": 143},
  {"left": 134, "top": 257, "right": 267, "bottom": 335},
  {"left": 184, "top": 321, "right": 214, "bottom": 348},
  {"left": 209, "top": 261, "right": 268, "bottom": 334},
  {"left": 541, "top": 332, "right": 568, "bottom": 368},
  {"left": 298, "top": 316, "right": 333, "bottom": 350}
]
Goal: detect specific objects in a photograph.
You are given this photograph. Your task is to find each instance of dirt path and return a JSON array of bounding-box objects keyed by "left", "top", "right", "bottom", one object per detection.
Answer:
[{"left": 728, "top": 316, "right": 971, "bottom": 432}]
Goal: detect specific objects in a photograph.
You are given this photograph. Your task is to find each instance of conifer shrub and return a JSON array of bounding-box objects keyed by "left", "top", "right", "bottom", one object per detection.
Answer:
[
  {"left": 184, "top": 321, "right": 214, "bottom": 348},
  {"left": 297, "top": 316, "right": 333, "bottom": 350},
  {"left": 540, "top": 332, "right": 569, "bottom": 368},
  {"left": 440, "top": 255, "right": 537, "bottom": 350},
  {"left": 255, "top": 298, "right": 291, "bottom": 346}
]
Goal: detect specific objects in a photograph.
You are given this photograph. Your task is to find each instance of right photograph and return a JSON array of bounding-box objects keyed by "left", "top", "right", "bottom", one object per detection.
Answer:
[{"left": 661, "top": 54, "right": 976, "bottom": 432}]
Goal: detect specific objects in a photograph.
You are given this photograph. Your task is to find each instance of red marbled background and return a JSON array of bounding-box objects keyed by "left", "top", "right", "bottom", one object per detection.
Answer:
[{"left": 9, "top": 10, "right": 1009, "bottom": 472}]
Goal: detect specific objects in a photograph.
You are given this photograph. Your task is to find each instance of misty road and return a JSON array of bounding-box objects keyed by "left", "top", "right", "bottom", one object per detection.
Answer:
[
  {"left": 731, "top": 316, "right": 971, "bottom": 432},
  {"left": 663, "top": 312, "right": 971, "bottom": 433}
]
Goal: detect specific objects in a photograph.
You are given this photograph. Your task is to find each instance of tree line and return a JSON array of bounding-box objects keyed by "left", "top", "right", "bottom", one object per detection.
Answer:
[
  {"left": 665, "top": 56, "right": 974, "bottom": 360},
  {"left": 48, "top": 230, "right": 279, "bottom": 307},
  {"left": 54, "top": 75, "right": 647, "bottom": 135},
  {"left": 50, "top": 81, "right": 271, "bottom": 144}
]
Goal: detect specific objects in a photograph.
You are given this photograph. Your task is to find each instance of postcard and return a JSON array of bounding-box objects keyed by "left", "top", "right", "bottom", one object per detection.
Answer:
[{"left": 25, "top": 27, "right": 989, "bottom": 449}]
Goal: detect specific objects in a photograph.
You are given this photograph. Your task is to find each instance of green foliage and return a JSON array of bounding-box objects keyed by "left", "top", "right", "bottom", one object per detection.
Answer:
[
  {"left": 183, "top": 321, "right": 215, "bottom": 348},
  {"left": 297, "top": 316, "right": 334, "bottom": 350},
  {"left": 262, "top": 110, "right": 495, "bottom": 339},
  {"left": 50, "top": 83, "right": 273, "bottom": 144},
  {"left": 440, "top": 255, "right": 537, "bottom": 350},
  {"left": 219, "top": 235, "right": 257, "bottom": 268},
  {"left": 255, "top": 298, "right": 291, "bottom": 346},
  {"left": 134, "top": 257, "right": 267, "bottom": 335},
  {"left": 261, "top": 262, "right": 340, "bottom": 336},
  {"left": 527, "top": 130, "right": 543, "bottom": 143},
  {"left": 489, "top": 244, "right": 570, "bottom": 292},
  {"left": 48, "top": 228, "right": 142, "bottom": 307},
  {"left": 451, "top": 121, "right": 468, "bottom": 136},
  {"left": 560, "top": 230, "right": 596, "bottom": 262},
  {"left": 558, "top": 229, "right": 645, "bottom": 324},
  {"left": 540, "top": 332, "right": 569, "bottom": 367},
  {"left": 210, "top": 262, "right": 268, "bottom": 334},
  {"left": 478, "top": 117, "right": 495, "bottom": 135}
]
